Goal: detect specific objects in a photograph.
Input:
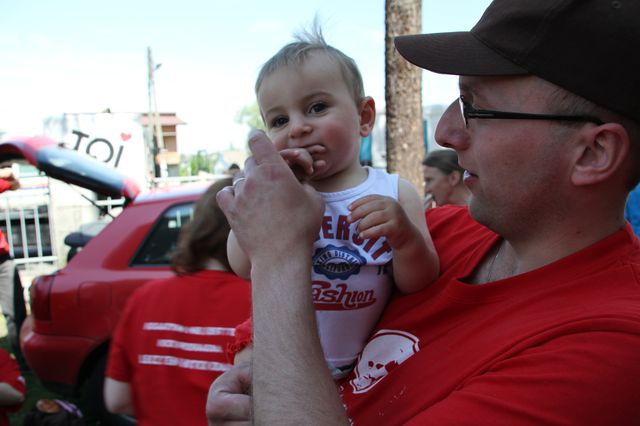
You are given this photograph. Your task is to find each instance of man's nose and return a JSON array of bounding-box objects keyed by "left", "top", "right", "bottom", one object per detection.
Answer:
[{"left": 435, "top": 99, "right": 469, "bottom": 150}]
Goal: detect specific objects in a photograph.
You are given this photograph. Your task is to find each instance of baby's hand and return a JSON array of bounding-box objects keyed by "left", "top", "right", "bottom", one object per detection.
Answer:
[
  {"left": 348, "top": 195, "right": 413, "bottom": 248},
  {"left": 280, "top": 145, "right": 327, "bottom": 181}
]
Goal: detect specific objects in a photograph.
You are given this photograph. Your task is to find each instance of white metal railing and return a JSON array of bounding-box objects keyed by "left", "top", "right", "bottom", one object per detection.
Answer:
[
  {"left": 0, "top": 174, "right": 225, "bottom": 268},
  {"left": 0, "top": 187, "right": 55, "bottom": 266},
  {"left": 150, "top": 173, "right": 228, "bottom": 188}
]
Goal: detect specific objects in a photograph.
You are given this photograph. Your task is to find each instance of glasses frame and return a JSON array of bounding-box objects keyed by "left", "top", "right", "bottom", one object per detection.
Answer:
[{"left": 458, "top": 96, "right": 604, "bottom": 128}]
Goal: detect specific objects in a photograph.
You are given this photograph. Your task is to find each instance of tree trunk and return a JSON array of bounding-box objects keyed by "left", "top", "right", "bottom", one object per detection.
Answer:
[{"left": 385, "top": 0, "right": 423, "bottom": 191}]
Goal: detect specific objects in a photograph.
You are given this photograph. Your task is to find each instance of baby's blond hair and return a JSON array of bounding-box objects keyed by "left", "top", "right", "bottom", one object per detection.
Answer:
[{"left": 255, "top": 24, "right": 365, "bottom": 106}]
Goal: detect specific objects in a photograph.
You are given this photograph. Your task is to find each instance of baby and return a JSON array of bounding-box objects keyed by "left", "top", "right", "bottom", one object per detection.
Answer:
[{"left": 228, "top": 28, "right": 439, "bottom": 378}]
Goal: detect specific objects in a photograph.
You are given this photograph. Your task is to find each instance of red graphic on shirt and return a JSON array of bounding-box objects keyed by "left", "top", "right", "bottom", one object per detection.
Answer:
[
  {"left": 312, "top": 281, "right": 376, "bottom": 310},
  {"left": 350, "top": 329, "right": 420, "bottom": 394},
  {"left": 318, "top": 215, "right": 392, "bottom": 260}
]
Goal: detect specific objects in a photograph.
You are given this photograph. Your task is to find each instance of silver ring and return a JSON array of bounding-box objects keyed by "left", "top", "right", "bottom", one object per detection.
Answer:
[{"left": 232, "top": 177, "right": 246, "bottom": 188}]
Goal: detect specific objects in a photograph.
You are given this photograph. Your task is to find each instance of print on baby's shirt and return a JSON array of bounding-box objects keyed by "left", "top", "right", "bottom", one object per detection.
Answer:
[
  {"left": 312, "top": 244, "right": 378, "bottom": 311},
  {"left": 312, "top": 280, "right": 377, "bottom": 310},
  {"left": 313, "top": 244, "right": 365, "bottom": 280}
]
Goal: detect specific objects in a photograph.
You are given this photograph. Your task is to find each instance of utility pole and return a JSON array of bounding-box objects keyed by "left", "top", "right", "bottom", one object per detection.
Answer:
[{"left": 147, "top": 47, "right": 165, "bottom": 179}]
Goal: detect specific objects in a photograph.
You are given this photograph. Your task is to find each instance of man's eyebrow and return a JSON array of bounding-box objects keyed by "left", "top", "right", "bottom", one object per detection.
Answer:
[
  {"left": 458, "top": 80, "right": 486, "bottom": 102},
  {"left": 458, "top": 81, "right": 476, "bottom": 94}
]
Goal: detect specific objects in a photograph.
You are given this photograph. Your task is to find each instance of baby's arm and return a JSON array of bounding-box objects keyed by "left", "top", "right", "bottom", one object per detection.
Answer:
[
  {"left": 348, "top": 178, "right": 439, "bottom": 293},
  {"left": 228, "top": 230, "right": 251, "bottom": 279}
]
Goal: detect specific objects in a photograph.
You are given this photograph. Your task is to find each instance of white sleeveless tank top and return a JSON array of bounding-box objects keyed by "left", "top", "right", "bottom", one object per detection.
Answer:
[{"left": 312, "top": 166, "right": 398, "bottom": 366}]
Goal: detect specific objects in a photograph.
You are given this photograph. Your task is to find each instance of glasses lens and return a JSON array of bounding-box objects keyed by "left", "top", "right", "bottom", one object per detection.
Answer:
[{"left": 458, "top": 97, "right": 468, "bottom": 128}]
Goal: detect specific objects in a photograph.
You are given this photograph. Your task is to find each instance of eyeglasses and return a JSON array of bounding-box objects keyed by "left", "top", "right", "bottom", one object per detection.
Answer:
[{"left": 458, "top": 96, "right": 604, "bottom": 128}]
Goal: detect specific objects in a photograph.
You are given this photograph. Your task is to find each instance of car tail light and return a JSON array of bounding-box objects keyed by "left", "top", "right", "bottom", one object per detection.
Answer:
[{"left": 30, "top": 274, "right": 55, "bottom": 321}]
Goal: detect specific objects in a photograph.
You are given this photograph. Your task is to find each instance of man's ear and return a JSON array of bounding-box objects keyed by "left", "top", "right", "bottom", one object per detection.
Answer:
[
  {"left": 571, "top": 123, "right": 630, "bottom": 186},
  {"left": 358, "top": 97, "right": 376, "bottom": 137}
]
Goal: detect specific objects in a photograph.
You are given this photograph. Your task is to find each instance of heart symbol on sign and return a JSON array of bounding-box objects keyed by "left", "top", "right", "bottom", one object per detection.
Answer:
[{"left": 121, "top": 133, "right": 132, "bottom": 141}]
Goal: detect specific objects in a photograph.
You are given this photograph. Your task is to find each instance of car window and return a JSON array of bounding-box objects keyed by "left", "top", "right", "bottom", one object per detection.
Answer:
[{"left": 130, "top": 202, "right": 194, "bottom": 266}]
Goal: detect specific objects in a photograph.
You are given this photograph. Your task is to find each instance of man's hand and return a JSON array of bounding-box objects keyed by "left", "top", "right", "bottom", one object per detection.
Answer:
[
  {"left": 0, "top": 168, "right": 14, "bottom": 181},
  {"left": 206, "top": 364, "right": 252, "bottom": 426},
  {"left": 216, "top": 131, "right": 346, "bottom": 425},
  {"left": 0, "top": 167, "right": 19, "bottom": 190},
  {"left": 279, "top": 145, "right": 327, "bottom": 181},
  {"left": 216, "top": 131, "right": 324, "bottom": 265}
]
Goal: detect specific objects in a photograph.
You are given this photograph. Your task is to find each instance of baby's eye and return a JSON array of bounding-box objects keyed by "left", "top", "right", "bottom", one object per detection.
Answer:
[
  {"left": 270, "top": 116, "right": 288, "bottom": 128},
  {"left": 309, "top": 102, "right": 327, "bottom": 114}
]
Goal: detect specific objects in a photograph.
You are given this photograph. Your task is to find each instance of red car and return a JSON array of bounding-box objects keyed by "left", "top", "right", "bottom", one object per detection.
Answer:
[{"left": 5, "top": 136, "right": 213, "bottom": 425}]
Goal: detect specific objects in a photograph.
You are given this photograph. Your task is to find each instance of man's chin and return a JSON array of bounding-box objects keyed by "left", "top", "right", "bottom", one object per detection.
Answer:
[{"left": 468, "top": 198, "right": 487, "bottom": 225}]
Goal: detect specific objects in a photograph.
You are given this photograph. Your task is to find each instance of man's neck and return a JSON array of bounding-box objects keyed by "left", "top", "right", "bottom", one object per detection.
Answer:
[{"left": 468, "top": 214, "right": 625, "bottom": 285}]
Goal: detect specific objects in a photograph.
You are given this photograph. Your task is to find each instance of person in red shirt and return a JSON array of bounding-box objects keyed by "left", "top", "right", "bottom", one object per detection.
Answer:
[
  {"left": 207, "top": 0, "right": 640, "bottom": 424},
  {"left": 104, "top": 178, "right": 251, "bottom": 426},
  {"left": 0, "top": 167, "right": 26, "bottom": 371},
  {"left": 0, "top": 348, "right": 25, "bottom": 426}
]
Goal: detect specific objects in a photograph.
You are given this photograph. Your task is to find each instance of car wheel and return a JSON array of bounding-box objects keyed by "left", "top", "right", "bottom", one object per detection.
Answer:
[{"left": 83, "top": 355, "right": 137, "bottom": 426}]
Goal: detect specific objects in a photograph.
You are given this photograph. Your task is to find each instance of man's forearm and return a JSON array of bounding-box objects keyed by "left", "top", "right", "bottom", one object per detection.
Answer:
[{"left": 251, "top": 256, "right": 348, "bottom": 425}]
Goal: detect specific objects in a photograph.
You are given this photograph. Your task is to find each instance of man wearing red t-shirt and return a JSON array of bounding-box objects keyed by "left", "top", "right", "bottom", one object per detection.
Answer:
[{"left": 207, "top": 0, "right": 640, "bottom": 424}]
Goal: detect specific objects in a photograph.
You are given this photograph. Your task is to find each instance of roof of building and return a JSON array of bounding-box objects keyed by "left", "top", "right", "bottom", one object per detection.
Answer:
[{"left": 140, "top": 113, "right": 186, "bottom": 126}]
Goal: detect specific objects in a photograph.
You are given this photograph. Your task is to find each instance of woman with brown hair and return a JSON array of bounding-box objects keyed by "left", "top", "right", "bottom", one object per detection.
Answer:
[
  {"left": 104, "top": 178, "right": 251, "bottom": 426},
  {"left": 422, "top": 149, "right": 470, "bottom": 209}
]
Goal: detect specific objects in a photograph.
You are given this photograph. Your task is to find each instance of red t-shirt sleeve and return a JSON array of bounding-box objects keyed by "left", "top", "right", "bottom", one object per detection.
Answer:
[
  {"left": 226, "top": 317, "right": 253, "bottom": 363},
  {"left": 405, "top": 329, "right": 640, "bottom": 425}
]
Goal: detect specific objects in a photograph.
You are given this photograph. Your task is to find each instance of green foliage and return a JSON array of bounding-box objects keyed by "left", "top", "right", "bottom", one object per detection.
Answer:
[
  {"left": 179, "top": 162, "right": 191, "bottom": 177},
  {"left": 235, "top": 102, "right": 266, "bottom": 131},
  {"left": 189, "top": 150, "right": 216, "bottom": 175}
]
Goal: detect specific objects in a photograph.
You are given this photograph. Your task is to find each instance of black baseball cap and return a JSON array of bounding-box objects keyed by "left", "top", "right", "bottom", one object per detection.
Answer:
[{"left": 394, "top": 0, "right": 640, "bottom": 122}]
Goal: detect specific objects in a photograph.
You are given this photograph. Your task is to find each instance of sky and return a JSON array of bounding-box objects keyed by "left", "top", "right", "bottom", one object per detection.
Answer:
[{"left": 0, "top": 0, "right": 492, "bottom": 154}]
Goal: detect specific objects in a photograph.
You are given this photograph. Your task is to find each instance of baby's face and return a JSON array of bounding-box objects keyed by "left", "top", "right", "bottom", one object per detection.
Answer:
[{"left": 257, "top": 52, "right": 365, "bottom": 182}]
